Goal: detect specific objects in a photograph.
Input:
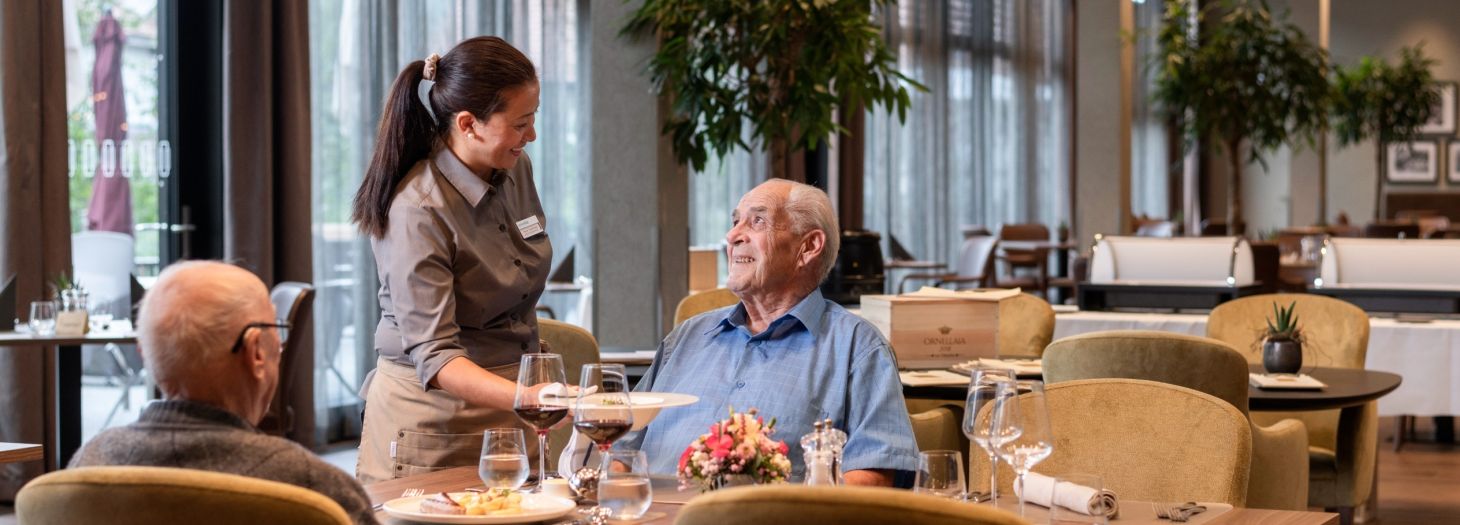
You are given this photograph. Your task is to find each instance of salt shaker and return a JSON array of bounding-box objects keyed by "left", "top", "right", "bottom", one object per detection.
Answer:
[{"left": 801, "top": 420, "right": 845, "bottom": 486}]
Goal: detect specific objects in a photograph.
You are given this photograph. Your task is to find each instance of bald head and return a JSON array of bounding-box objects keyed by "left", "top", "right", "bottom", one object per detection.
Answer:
[{"left": 137, "top": 261, "right": 279, "bottom": 420}]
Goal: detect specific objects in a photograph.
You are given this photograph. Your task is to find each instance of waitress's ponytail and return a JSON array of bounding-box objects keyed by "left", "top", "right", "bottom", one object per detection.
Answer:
[{"left": 353, "top": 60, "right": 439, "bottom": 238}]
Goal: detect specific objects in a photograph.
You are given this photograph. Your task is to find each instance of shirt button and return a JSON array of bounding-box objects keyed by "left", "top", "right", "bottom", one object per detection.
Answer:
[
  {"left": 514, "top": 259, "right": 522, "bottom": 267},
  {"left": 735, "top": 381, "right": 746, "bottom": 389},
  {"left": 499, "top": 224, "right": 507, "bottom": 232}
]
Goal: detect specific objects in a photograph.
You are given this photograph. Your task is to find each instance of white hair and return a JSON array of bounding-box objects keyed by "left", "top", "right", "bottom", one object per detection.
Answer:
[
  {"left": 763, "top": 179, "right": 840, "bottom": 287},
  {"left": 137, "top": 261, "right": 269, "bottom": 389}
]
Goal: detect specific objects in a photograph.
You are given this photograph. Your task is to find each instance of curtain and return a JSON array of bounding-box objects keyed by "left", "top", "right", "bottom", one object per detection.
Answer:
[
  {"left": 1131, "top": 0, "right": 1171, "bottom": 221},
  {"left": 222, "top": 0, "right": 316, "bottom": 449},
  {"left": 864, "top": 0, "right": 1072, "bottom": 265},
  {"left": 308, "top": 0, "right": 589, "bottom": 443},
  {"left": 0, "top": 0, "right": 71, "bottom": 497},
  {"left": 689, "top": 140, "right": 767, "bottom": 281}
]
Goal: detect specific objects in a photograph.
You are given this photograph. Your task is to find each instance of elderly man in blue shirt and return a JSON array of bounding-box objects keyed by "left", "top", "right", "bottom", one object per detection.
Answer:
[{"left": 619, "top": 179, "right": 919, "bottom": 486}]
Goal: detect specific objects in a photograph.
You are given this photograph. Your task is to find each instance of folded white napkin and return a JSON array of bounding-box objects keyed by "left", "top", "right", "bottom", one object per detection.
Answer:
[{"left": 1014, "top": 472, "right": 1119, "bottom": 519}]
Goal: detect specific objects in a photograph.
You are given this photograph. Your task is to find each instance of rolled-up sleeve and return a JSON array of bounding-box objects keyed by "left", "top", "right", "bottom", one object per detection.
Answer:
[
  {"left": 840, "top": 340, "right": 921, "bottom": 474},
  {"left": 376, "top": 200, "right": 468, "bottom": 389}
]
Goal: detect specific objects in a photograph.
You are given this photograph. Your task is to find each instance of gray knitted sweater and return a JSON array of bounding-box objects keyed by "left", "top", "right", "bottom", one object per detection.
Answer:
[{"left": 69, "top": 399, "right": 378, "bottom": 525}]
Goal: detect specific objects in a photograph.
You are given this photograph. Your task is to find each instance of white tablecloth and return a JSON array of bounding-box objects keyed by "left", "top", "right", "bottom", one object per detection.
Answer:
[{"left": 1053, "top": 311, "right": 1459, "bottom": 417}]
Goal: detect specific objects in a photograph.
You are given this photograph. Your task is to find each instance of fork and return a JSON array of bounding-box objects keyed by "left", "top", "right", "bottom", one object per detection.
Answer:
[{"left": 372, "top": 488, "right": 424, "bottom": 511}]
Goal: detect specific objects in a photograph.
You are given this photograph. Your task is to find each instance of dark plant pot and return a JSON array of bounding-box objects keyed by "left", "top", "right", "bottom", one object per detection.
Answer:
[{"left": 1263, "top": 338, "right": 1303, "bottom": 374}]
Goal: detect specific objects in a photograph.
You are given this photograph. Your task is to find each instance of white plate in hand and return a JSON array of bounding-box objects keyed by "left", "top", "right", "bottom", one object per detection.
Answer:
[{"left": 380, "top": 492, "right": 577, "bottom": 524}]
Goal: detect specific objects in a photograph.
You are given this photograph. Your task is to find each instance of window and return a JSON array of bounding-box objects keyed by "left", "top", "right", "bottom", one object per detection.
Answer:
[
  {"left": 308, "top": 0, "right": 589, "bottom": 440},
  {"left": 1132, "top": 0, "right": 1172, "bottom": 221},
  {"left": 689, "top": 146, "right": 766, "bottom": 285}
]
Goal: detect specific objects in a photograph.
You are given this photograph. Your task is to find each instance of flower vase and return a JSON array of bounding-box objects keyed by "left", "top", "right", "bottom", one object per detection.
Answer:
[
  {"left": 711, "top": 474, "right": 755, "bottom": 491},
  {"left": 1262, "top": 337, "right": 1302, "bottom": 375}
]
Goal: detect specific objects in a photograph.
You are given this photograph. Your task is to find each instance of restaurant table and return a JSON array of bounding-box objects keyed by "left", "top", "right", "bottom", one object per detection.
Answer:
[
  {"left": 0, "top": 322, "right": 138, "bottom": 470},
  {"left": 365, "top": 466, "right": 1340, "bottom": 524},
  {"left": 1052, "top": 310, "right": 1452, "bottom": 418}
]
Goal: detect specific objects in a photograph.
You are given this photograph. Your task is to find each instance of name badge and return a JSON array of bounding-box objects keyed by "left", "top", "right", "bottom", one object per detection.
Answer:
[{"left": 516, "top": 215, "right": 544, "bottom": 239}]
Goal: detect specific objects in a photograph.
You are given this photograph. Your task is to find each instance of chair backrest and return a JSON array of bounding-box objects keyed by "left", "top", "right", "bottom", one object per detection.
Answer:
[
  {"left": 1014, "top": 379, "right": 1251, "bottom": 506},
  {"left": 1363, "top": 221, "right": 1420, "bottom": 239},
  {"left": 952, "top": 234, "right": 998, "bottom": 281},
  {"left": 673, "top": 288, "right": 739, "bottom": 327},
  {"left": 1042, "top": 330, "right": 1251, "bottom": 415},
  {"left": 71, "top": 231, "right": 136, "bottom": 318},
  {"left": 16, "top": 466, "right": 351, "bottom": 525},
  {"left": 675, "top": 485, "right": 1030, "bottom": 525},
  {"left": 1207, "top": 293, "right": 1369, "bottom": 369},
  {"left": 997, "top": 223, "right": 1050, "bottom": 242},
  {"left": 259, "top": 282, "right": 315, "bottom": 439},
  {"left": 539, "top": 318, "right": 600, "bottom": 460},
  {"left": 996, "top": 293, "right": 1055, "bottom": 358},
  {"left": 1089, "top": 236, "right": 1255, "bottom": 287},
  {"left": 909, "top": 407, "right": 963, "bottom": 453}
]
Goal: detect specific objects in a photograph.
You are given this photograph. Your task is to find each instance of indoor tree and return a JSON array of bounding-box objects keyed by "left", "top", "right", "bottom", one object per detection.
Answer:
[
  {"left": 1330, "top": 45, "right": 1440, "bottom": 220},
  {"left": 1153, "top": 0, "right": 1329, "bottom": 235},
  {"left": 622, "top": 0, "right": 924, "bottom": 180}
]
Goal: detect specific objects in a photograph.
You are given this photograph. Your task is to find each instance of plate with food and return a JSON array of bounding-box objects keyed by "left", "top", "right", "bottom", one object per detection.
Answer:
[
  {"left": 579, "top": 392, "right": 698, "bottom": 430},
  {"left": 380, "top": 489, "right": 577, "bottom": 524}
]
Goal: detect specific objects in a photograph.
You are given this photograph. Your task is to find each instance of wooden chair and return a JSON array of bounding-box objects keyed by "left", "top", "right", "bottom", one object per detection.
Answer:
[{"left": 995, "top": 223, "right": 1051, "bottom": 297}]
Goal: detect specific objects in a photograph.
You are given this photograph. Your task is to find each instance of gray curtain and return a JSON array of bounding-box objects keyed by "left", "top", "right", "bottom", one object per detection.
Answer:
[
  {"left": 0, "top": 0, "right": 70, "bottom": 497},
  {"left": 222, "top": 0, "right": 316, "bottom": 450}
]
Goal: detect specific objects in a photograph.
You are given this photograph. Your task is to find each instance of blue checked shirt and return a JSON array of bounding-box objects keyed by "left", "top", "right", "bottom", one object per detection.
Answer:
[{"left": 616, "top": 289, "right": 920, "bottom": 480}]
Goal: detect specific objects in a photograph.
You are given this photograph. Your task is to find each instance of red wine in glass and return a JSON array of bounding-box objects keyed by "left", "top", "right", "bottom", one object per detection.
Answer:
[
  {"left": 515, "top": 405, "right": 570, "bottom": 429},
  {"left": 574, "top": 419, "right": 632, "bottom": 446}
]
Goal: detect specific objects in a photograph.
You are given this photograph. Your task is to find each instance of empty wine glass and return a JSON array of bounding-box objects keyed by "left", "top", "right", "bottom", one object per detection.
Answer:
[
  {"left": 514, "top": 353, "right": 569, "bottom": 489},
  {"left": 993, "top": 380, "right": 1055, "bottom": 517},
  {"left": 963, "top": 367, "right": 1017, "bottom": 503},
  {"left": 599, "top": 450, "right": 653, "bottom": 520},
  {"left": 480, "top": 428, "right": 530, "bottom": 490},
  {"left": 913, "top": 450, "right": 966, "bottom": 499}
]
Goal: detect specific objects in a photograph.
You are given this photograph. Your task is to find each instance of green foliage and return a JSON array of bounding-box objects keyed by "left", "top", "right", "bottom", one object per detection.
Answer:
[
  {"left": 622, "top": 0, "right": 925, "bottom": 172},
  {"left": 1330, "top": 45, "right": 1440, "bottom": 147},
  {"left": 1265, "top": 301, "right": 1301, "bottom": 340},
  {"left": 1153, "top": 0, "right": 1329, "bottom": 166}
]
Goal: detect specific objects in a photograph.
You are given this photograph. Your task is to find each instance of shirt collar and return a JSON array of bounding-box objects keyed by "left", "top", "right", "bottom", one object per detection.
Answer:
[
  {"left": 710, "top": 289, "right": 829, "bottom": 339},
  {"left": 430, "top": 145, "right": 509, "bottom": 208},
  {"left": 138, "top": 399, "right": 258, "bottom": 432}
]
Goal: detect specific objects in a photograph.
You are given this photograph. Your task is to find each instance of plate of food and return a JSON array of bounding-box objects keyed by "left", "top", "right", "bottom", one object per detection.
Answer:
[
  {"left": 380, "top": 489, "right": 577, "bottom": 524},
  {"left": 579, "top": 392, "right": 698, "bottom": 430}
]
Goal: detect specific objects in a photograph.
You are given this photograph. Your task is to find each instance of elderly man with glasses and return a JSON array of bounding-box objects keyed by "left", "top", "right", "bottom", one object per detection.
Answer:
[{"left": 70, "top": 261, "right": 377, "bottom": 525}]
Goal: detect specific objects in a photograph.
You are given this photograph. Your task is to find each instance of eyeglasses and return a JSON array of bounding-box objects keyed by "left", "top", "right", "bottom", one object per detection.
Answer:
[{"left": 230, "top": 320, "right": 291, "bottom": 353}]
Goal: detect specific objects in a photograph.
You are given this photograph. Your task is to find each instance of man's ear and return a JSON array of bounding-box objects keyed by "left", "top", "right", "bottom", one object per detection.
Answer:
[
  {"left": 798, "top": 230, "right": 827, "bottom": 270},
  {"left": 243, "top": 329, "right": 269, "bottom": 380}
]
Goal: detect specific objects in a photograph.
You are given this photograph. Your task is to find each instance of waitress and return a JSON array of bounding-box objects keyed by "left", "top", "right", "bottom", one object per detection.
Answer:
[{"left": 352, "top": 36, "right": 552, "bottom": 484}]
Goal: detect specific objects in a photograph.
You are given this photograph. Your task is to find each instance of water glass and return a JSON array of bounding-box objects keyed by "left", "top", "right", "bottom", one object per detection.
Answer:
[
  {"left": 963, "top": 367, "right": 1018, "bottom": 502},
  {"left": 598, "top": 450, "right": 653, "bottom": 520},
  {"left": 28, "top": 301, "right": 57, "bottom": 336},
  {"left": 1051, "top": 473, "right": 1108, "bottom": 525},
  {"left": 479, "top": 428, "right": 530, "bottom": 490},
  {"left": 913, "top": 450, "right": 966, "bottom": 499}
]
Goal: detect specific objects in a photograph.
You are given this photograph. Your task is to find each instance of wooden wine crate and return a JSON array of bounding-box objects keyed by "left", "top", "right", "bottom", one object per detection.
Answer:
[{"left": 859, "top": 294, "right": 1002, "bottom": 369}]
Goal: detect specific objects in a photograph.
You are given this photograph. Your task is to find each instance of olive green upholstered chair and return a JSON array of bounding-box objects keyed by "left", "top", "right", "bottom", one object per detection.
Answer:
[
  {"left": 17, "top": 466, "right": 351, "bottom": 525},
  {"left": 981, "top": 379, "right": 1251, "bottom": 507},
  {"left": 1041, "top": 330, "right": 1309, "bottom": 510},
  {"left": 910, "top": 406, "right": 964, "bottom": 453},
  {"left": 539, "top": 318, "right": 601, "bottom": 460},
  {"left": 1208, "top": 294, "right": 1374, "bottom": 522},
  {"left": 673, "top": 288, "right": 739, "bottom": 327},
  {"left": 674, "top": 485, "right": 1031, "bottom": 525},
  {"left": 996, "top": 293, "right": 1056, "bottom": 358}
]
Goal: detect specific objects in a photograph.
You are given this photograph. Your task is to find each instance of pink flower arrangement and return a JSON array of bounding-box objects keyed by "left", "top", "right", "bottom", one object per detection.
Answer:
[{"left": 678, "top": 407, "right": 792, "bottom": 492}]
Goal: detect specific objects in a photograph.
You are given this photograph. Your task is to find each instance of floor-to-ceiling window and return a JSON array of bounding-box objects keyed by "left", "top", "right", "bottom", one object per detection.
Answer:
[
  {"left": 308, "top": 0, "right": 589, "bottom": 443},
  {"left": 1132, "top": 0, "right": 1172, "bottom": 222},
  {"left": 865, "top": 0, "right": 1072, "bottom": 266}
]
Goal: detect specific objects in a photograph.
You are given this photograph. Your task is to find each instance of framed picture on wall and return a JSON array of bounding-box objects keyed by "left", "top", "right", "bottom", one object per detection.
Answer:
[
  {"left": 1451, "top": 142, "right": 1460, "bottom": 183},
  {"left": 1387, "top": 141, "right": 1438, "bottom": 183},
  {"left": 1419, "top": 82, "right": 1457, "bottom": 135}
]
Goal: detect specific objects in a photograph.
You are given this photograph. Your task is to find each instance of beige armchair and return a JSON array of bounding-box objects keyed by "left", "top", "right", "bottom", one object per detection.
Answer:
[
  {"left": 985, "top": 379, "right": 1251, "bottom": 506},
  {"left": 673, "top": 287, "right": 739, "bottom": 327},
  {"left": 1041, "top": 330, "right": 1309, "bottom": 510},
  {"left": 675, "top": 485, "right": 1031, "bottom": 525},
  {"left": 1208, "top": 293, "right": 1374, "bottom": 523},
  {"left": 539, "top": 318, "right": 601, "bottom": 459},
  {"left": 996, "top": 292, "right": 1055, "bottom": 358},
  {"left": 910, "top": 406, "right": 964, "bottom": 453},
  {"left": 17, "top": 466, "right": 351, "bottom": 525}
]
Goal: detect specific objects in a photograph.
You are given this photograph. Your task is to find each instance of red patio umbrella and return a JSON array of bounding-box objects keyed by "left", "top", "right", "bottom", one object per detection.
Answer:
[{"left": 85, "top": 10, "right": 132, "bottom": 234}]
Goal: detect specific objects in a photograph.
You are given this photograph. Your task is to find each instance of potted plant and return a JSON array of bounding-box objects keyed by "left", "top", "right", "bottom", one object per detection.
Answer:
[
  {"left": 1263, "top": 301, "right": 1304, "bottom": 374},
  {"left": 1152, "top": 0, "right": 1329, "bottom": 236},
  {"left": 1330, "top": 45, "right": 1440, "bottom": 220},
  {"left": 622, "top": 0, "right": 924, "bottom": 179}
]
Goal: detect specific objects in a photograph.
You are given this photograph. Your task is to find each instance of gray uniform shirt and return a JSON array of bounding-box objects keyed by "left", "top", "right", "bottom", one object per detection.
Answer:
[
  {"left": 372, "top": 146, "right": 552, "bottom": 389},
  {"left": 70, "top": 400, "right": 378, "bottom": 525}
]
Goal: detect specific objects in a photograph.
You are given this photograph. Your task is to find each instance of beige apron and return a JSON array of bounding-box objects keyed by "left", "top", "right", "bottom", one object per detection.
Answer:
[{"left": 356, "top": 357, "right": 536, "bottom": 484}]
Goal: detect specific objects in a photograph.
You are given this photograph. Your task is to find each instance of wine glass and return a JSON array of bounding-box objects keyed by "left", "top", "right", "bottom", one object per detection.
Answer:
[
  {"left": 963, "top": 367, "right": 1017, "bottom": 503},
  {"left": 514, "top": 353, "right": 569, "bottom": 489},
  {"left": 993, "top": 380, "right": 1055, "bottom": 517},
  {"left": 599, "top": 450, "right": 653, "bottom": 520},
  {"left": 480, "top": 428, "right": 530, "bottom": 490},
  {"left": 574, "top": 364, "right": 634, "bottom": 456}
]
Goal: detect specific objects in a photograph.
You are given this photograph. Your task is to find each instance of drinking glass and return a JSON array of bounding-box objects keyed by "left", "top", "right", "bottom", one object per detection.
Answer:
[
  {"left": 575, "top": 363, "right": 634, "bottom": 456},
  {"left": 28, "top": 301, "right": 57, "bottom": 336},
  {"left": 994, "top": 380, "right": 1055, "bottom": 517},
  {"left": 514, "top": 353, "right": 569, "bottom": 489},
  {"left": 598, "top": 450, "right": 653, "bottom": 520},
  {"left": 963, "top": 367, "right": 1018, "bottom": 503},
  {"left": 1051, "top": 473, "right": 1108, "bottom": 525},
  {"left": 913, "top": 450, "right": 966, "bottom": 499},
  {"left": 479, "top": 428, "right": 530, "bottom": 490}
]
